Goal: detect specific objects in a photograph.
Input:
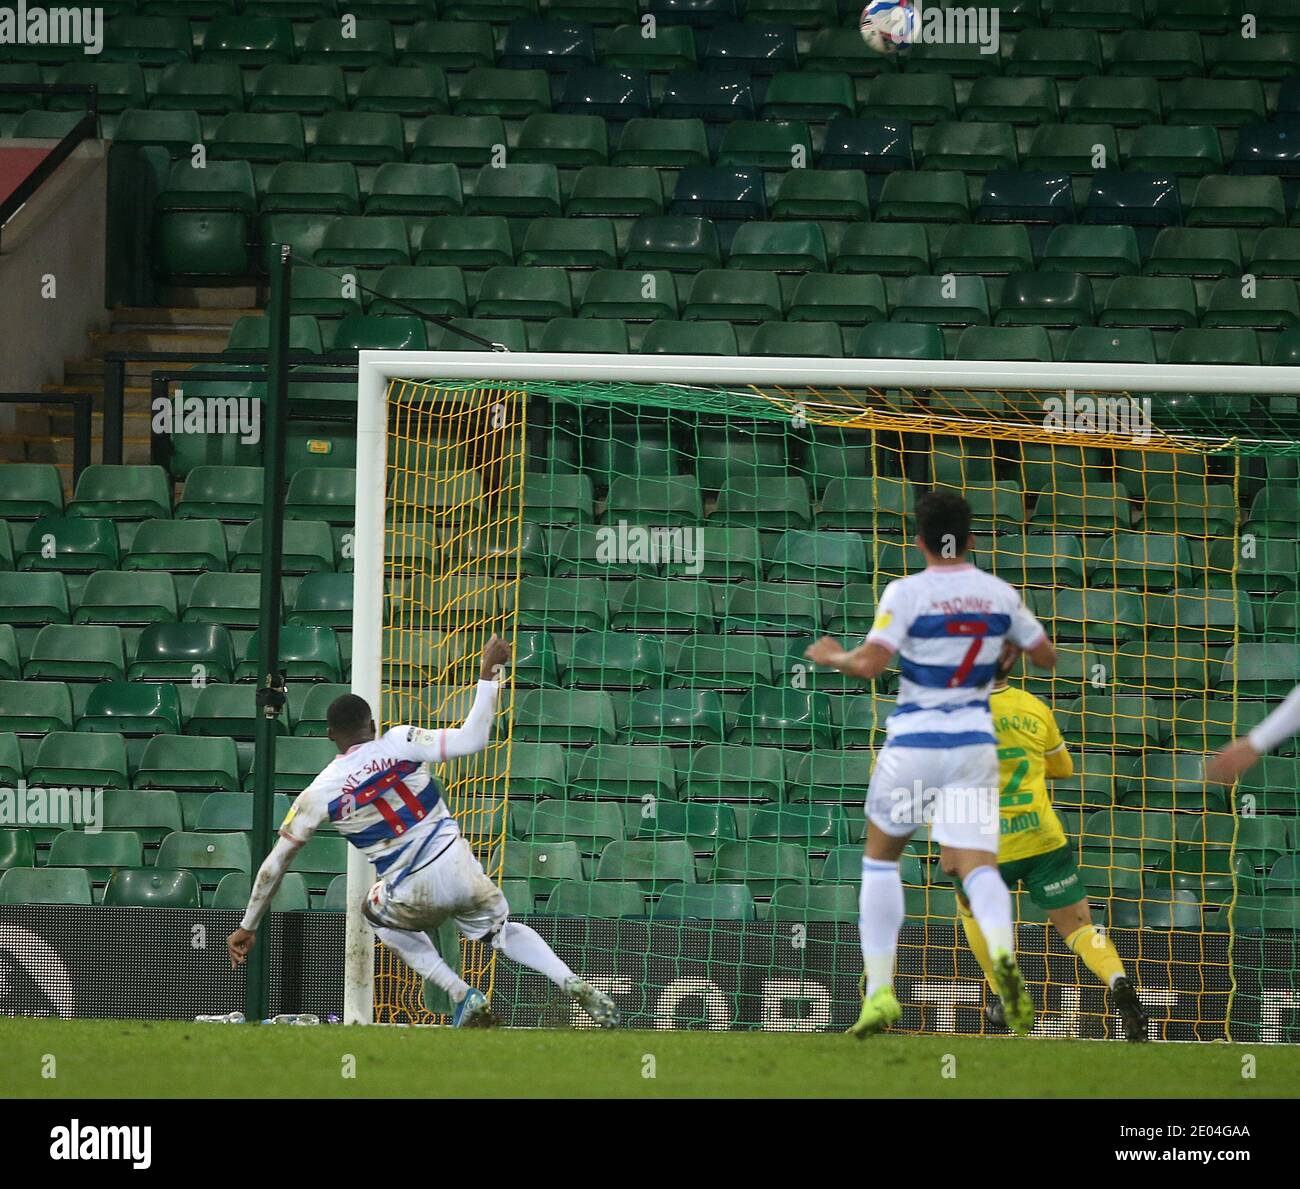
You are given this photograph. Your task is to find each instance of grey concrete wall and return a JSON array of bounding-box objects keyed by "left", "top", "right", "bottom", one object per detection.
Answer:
[{"left": 0, "top": 140, "right": 109, "bottom": 402}]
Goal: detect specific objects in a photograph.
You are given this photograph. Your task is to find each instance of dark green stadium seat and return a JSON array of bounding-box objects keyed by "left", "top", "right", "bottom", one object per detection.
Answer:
[
  {"left": 1187, "top": 176, "right": 1287, "bottom": 229},
  {"left": 892, "top": 274, "right": 989, "bottom": 325},
  {"left": 300, "top": 17, "right": 395, "bottom": 67},
  {"left": 623, "top": 216, "right": 720, "bottom": 272},
  {"left": 815, "top": 476, "right": 910, "bottom": 533},
  {"left": 522, "top": 472, "right": 594, "bottom": 527},
  {"left": 640, "top": 320, "right": 738, "bottom": 355},
  {"left": 730, "top": 688, "right": 833, "bottom": 748},
  {"left": 543, "top": 881, "right": 646, "bottom": 917},
  {"left": 225, "top": 314, "right": 323, "bottom": 355},
  {"left": 711, "top": 840, "right": 808, "bottom": 897},
  {"left": 923, "top": 121, "right": 1017, "bottom": 173},
  {"left": 455, "top": 67, "right": 551, "bottom": 118},
  {"left": 354, "top": 66, "right": 450, "bottom": 118},
  {"left": 199, "top": 16, "right": 295, "bottom": 65},
  {"left": 188, "top": 683, "right": 287, "bottom": 739},
  {"left": 0, "top": 572, "right": 70, "bottom": 638},
  {"left": 128, "top": 623, "right": 232, "bottom": 684},
  {"left": 314, "top": 216, "right": 410, "bottom": 266},
  {"left": 864, "top": 73, "right": 957, "bottom": 123},
  {"left": 666, "top": 635, "right": 775, "bottom": 691},
  {"left": 113, "top": 109, "right": 204, "bottom": 156},
  {"left": 877, "top": 170, "right": 970, "bottom": 223},
  {"left": 126, "top": 518, "right": 227, "bottom": 573},
  {"left": 48, "top": 830, "right": 142, "bottom": 883},
  {"left": 1124, "top": 124, "right": 1222, "bottom": 176},
  {"left": 652, "top": 882, "right": 755, "bottom": 920},
  {"left": 1087, "top": 532, "right": 1192, "bottom": 591},
  {"left": 526, "top": 801, "right": 625, "bottom": 857},
  {"left": 1202, "top": 279, "right": 1299, "bottom": 331},
  {"left": 517, "top": 577, "right": 605, "bottom": 632},
  {"left": 135, "top": 734, "right": 241, "bottom": 791},
  {"left": 212, "top": 871, "right": 310, "bottom": 911},
  {"left": 711, "top": 478, "right": 811, "bottom": 529},
  {"left": 16, "top": 516, "right": 117, "bottom": 574},
  {"left": 100, "top": 790, "right": 185, "bottom": 846},
  {"left": 579, "top": 269, "right": 678, "bottom": 321},
  {"left": 209, "top": 112, "right": 306, "bottom": 163},
  {"left": 0, "top": 733, "right": 22, "bottom": 784},
  {"left": 155, "top": 158, "right": 257, "bottom": 277},
  {"left": 1142, "top": 485, "right": 1238, "bottom": 535},
  {"left": 727, "top": 221, "right": 828, "bottom": 273},
  {"left": 74, "top": 571, "right": 177, "bottom": 627},
  {"left": 562, "top": 632, "right": 664, "bottom": 688},
  {"left": 284, "top": 468, "right": 355, "bottom": 525},
  {"left": 768, "top": 884, "right": 858, "bottom": 922},
  {"left": 834, "top": 223, "right": 928, "bottom": 276},
  {"left": 626, "top": 689, "right": 727, "bottom": 743},
  {"left": 613, "top": 118, "right": 709, "bottom": 167},
  {"left": 0, "top": 867, "right": 93, "bottom": 906},
  {"left": 178, "top": 465, "right": 263, "bottom": 519},
  {"left": 0, "top": 680, "right": 73, "bottom": 734},
  {"left": 0, "top": 828, "right": 35, "bottom": 870},
  {"left": 23, "top": 624, "right": 124, "bottom": 682},
  {"left": 292, "top": 684, "right": 350, "bottom": 738},
  {"left": 152, "top": 63, "right": 245, "bottom": 118},
  {"left": 181, "top": 573, "right": 263, "bottom": 630},
  {"left": 493, "top": 841, "right": 584, "bottom": 895},
  {"left": 249, "top": 65, "right": 348, "bottom": 115},
  {"left": 1034, "top": 588, "right": 1145, "bottom": 647},
  {"left": 401, "top": 21, "right": 496, "bottom": 71},
  {"left": 232, "top": 519, "right": 335, "bottom": 574},
  {"left": 787, "top": 751, "right": 871, "bottom": 805},
  {"left": 596, "top": 839, "right": 695, "bottom": 893},
  {"left": 309, "top": 112, "right": 405, "bottom": 165},
  {"left": 569, "top": 744, "right": 678, "bottom": 801},
  {"left": 514, "top": 689, "right": 616, "bottom": 744},
  {"left": 286, "top": 573, "right": 353, "bottom": 629},
  {"left": 0, "top": 464, "right": 63, "bottom": 520},
  {"left": 156, "top": 830, "right": 252, "bottom": 890},
  {"left": 81, "top": 681, "right": 182, "bottom": 738}
]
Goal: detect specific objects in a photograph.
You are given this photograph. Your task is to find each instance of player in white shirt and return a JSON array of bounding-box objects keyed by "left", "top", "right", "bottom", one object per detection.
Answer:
[
  {"left": 1207, "top": 684, "right": 1300, "bottom": 785},
  {"left": 806, "top": 491, "right": 1058, "bottom": 1038},
  {"left": 227, "top": 635, "right": 619, "bottom": 1029}
]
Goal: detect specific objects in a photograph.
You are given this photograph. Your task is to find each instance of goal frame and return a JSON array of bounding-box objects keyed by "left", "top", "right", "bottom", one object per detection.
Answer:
[{"left": 346, "top": 350, "right": 1300, "bottom": 1026}]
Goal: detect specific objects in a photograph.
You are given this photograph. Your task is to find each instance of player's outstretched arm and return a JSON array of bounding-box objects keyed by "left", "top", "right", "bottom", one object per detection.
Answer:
[
  {"left": 1207, "top": 681, "right": 1300, "bottom": 784},
  {"left": 392, "top": 634, "right": 512, "bottom": 764},
  {"left": 804, "top": 635, "right": 893, "bottom": 680},
  {"left": 228, "top": 833, "right": 304, "bottom": 968}
]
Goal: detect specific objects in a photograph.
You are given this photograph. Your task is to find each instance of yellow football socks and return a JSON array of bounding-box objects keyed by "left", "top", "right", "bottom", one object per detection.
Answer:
[{"left": 1064, "top": 924, "right": 1127, "bottom": 989}]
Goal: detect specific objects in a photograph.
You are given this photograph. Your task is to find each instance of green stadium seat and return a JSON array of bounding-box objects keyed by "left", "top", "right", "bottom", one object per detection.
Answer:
[
  {"left": 1041, "top": 225, "right": 1141, "bottom": 277},
  {"left": 0, "top": 680, "right": 73, "bottom": 734},
  {"left": 176, "top": 467, "right": 264, "bottom": 523},
  {"left": 250, "top": 65, "right": 348, "bottom": 115},
  {"left": 722, "top": 582, "right": 821, "bottom": 635},
  {"left": 626, "top": 689, "right": 727, "bottom": 744},
  {"left": 18, "top": 517, "right": 119, "bottom": 573},
  {"left": 526, "top": 801, "right": 625, "bottom": 857},
  {"left": 182, "top": 573, "right": 263, "bottom": 630},
  {"left": 494, "top": 841, "right": 584, "bottom": 894},
  {"left": 156, "top": 830, "right": 252, "bottom": 890},
  {"left": 614, "top": 118, "right": 710, "bottom": 168},
  {"left": 876, "top": 171, "right": 970, "bottom": 223},
  {"left": 0, "top": 464, "right": 64, "bottom": 520},
  {"left": 0, "top": 867, "right": 93, "bottom": 905},
  {"left": 568, "top": 744, "right": 678, "bottom": 802},
  {"left": 0, "top": 572, "right": 70, "bottom": 633},
  {"left": 514, "top": 689, "right": 616, "bottom": 744},
  {"left": 641, "top": 321, "right": 739, "bottom": 355},
  {"left": 126, "top": 518, "right": 227, "bottom": 573},
  {"left": 152, "top": 63, "right": 245, "bottom": 117},
  {"left": 1087, "top": 532, "right": 1192, "bottom": 591},
  {"left": 652, "top": 882, "right": 755, "bottom": 920},
  {"left": 711, "top": 840, "right": 809, "bottom": 897},
  {"left": 1098, "top": 277, "right": 1198, "bottom": 329},
  {"left": 309, "top": 112, "right": 406, "bottom": 165},
  {"left": 113, "top": 109, "right": 204, "bottom": 156},
  {"left": 74, "top": 571, "right": 178, "bottom": 627},
  {"left": 135, "top": 734, "right": 241, "bottom": 791},
  {"left": 1033, "top": 588, "right": 1145, "bottom": 647},
  {"left": 455, "top": 67, "right": 550, "bottom": 117},
  {"left": 315, "top": 216, "right": 410, "bottom": 266},
  {"left": 231, "top": 519, "right": 335, "bottom": 574},
  {"left": 519, "top": 220, "right": 617, "bottom": 270},
  {"left": 562, "top": 632, "right": 665, "bottom": 688},
  {"left": 474, "top": 266, "right": 572, "bottom": 320},
  {"left": 864, "top": 74, "right": 957, "bottom": 123},
  {"left": 354, "top": 67, "right": 450, "bottom": 118},
  {"left": 1006, "top": 29, "right": 1102, "bottom": 78},
  {"left": 410, "top": 115, "right": 507, "bottom": 167},
  {"left": 542, "top": 881, "right": 646, "bottom": 917},
  {"left": 679, "top": 744, "right": 783, "bottom": 804},
  {"left": 292, "top": 684, "right": 350, "bottom": 738},
  {"left": 211, "top": 871, "right": 310, "bottom": 911},
  {"left": 400, "top": 19, "right": 495, "bottom": 68},
  {"left": 284, "top": 469, "right": 355, "bottom": 525},
  {"left": 596, "top": 839, "right": 695, "bottom": 893},
  {"left": 1125, "top": 124, "right": 1223, "bottom": 176},
  {"left": 100, "top": 790, "right": 185, "bottom": 846},
  {"left": 730, "top": 688, "right": 833, "bottom": 749},
  {"left": 209, "top": 113, "right": 306, "bottom": 163},
  {"left": 516, "top": 577, "right": 605, "bottom": 632},
  {"left": 24, "top": 624, "right": 125, "bottom": 681},
  {"left": 100, "top": 866, "right": 198, "bottom": 908},
  {"left": 0, "top": 829, "right": 35, "bottom": 869},
  {"left": 1142, "top": 485, "right": 1238, "bottom": 535},
  {"left": 48, "top": 830, "right": 143, "bottom": 884},
  {"left": 768, "top": 883, "right": 858, "bottom": 922}
]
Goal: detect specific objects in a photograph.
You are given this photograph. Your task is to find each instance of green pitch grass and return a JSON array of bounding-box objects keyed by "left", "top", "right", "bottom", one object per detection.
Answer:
[{"left": 1, "top": 1019, "right": 1297, "bottom": 1098}]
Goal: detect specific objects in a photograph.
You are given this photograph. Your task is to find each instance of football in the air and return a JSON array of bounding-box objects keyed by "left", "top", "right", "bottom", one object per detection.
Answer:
[{"left": 860, "top": 0, "right": 917, "bottom": 54}]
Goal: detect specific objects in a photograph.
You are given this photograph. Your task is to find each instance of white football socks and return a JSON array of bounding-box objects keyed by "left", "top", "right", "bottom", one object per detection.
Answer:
[
  {"left": 962, "top": 863, "right": 1015, "bottom": 959},
  {"left": 492, "top": 921, "right": 576, "bottom": 990},
  {"left": 859, "top": 857, "right": 905, "bottom": 997},
  {"left": 375, "top": 925, "right": 470, "bottom": 1003}
]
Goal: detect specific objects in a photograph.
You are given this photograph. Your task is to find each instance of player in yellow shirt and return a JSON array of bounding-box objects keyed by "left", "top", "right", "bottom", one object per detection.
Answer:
[{"left": 944, "top": 646, "right": 1149, "bottom": 1042}]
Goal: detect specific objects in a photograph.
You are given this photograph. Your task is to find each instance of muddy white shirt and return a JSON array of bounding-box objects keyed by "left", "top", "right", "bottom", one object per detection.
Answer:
[
  {"left": 279, "top": 680, "right": 498, "bottom": 877},
  {"left": 866, "top": 564, "right": 1046, "bottom": 748}
]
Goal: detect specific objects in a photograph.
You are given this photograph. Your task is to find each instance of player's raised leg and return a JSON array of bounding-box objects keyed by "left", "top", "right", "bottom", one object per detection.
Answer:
[
  {"left": 371, "top": 922, "right": 495, "bottom": 1028},
  {"left": 1051, "top": 899, "right": 1147, "bottom": 1042}
]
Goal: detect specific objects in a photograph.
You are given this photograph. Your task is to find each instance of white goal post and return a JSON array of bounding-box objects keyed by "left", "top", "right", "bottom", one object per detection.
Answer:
[{"left": 344, "top": 351, "right": 1300, "bottom": 1026}]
